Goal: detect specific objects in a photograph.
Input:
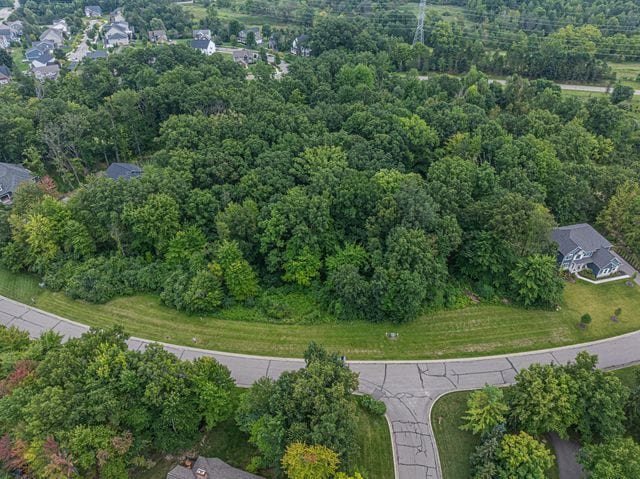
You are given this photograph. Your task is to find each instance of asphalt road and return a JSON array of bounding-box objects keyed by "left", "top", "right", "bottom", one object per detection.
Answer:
[
  {"left": 418, "top": 75, "right": 640, "bottom": 96},
  {"left": 1, "top": 295, "right": 639, "bottom": 479},
  {"left": 68, "top": 19, "right": 98, "bottom": 62}
]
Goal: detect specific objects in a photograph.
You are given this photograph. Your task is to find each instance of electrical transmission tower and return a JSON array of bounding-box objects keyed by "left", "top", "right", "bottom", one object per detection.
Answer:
[{"left": 413, "top": 0, "right": 426, "bottom": 45}]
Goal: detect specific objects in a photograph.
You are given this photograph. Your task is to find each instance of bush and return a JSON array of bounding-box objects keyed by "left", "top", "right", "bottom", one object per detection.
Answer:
[
  {"left": 357, "top": 394, "right": 387, "bottom": 416},
  {"left": 581, "top": 313, "right": 593, "bottom": 326},
  {"left": 64, "top": 256, "right": 140, "bottom": 303}
]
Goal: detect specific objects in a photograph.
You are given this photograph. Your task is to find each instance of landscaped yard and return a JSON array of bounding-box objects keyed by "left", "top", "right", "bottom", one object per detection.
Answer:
[
  {"left": 1, "top": 268, "right": 639, "bottom": 360},
  {"left": 136, "top": 397, "right": 393, "bottom": 479},
  {"left": 431, "top": 364, "right": 640, "bottom": 479}
]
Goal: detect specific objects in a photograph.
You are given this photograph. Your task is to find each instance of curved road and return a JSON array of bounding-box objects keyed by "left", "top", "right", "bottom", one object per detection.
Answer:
[
  {"left": 417, "top": 75, "right": 640, "bottom": 96},
  {"left": 1, "top": 295, "right": 639, "bottom": 479}
]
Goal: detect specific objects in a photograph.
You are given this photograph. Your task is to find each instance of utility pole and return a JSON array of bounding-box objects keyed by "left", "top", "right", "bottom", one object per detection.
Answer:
[{"left": 413, "top": 0, "right": 426, "bottom": 45}]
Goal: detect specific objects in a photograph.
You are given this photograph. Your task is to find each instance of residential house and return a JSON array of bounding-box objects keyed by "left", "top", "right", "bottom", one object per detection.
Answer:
[
  {"left": 86, "top": 50, "right": 107, "bottom": 59},
  {"left": 291, "top": 34, "right": 311, "bottom": 57},
  {"left": 232, "top": 49, "right": 258, "bottom": 66},
  {"left": 6, "top": 21, "right": 24, "bottom": 38},
  {"left": 106, "top": 163, "right": 142, "bottom": 180},
  {"left": 167, "top": 457, "right": 263, "bottom": 479},
  {"left": 103, "top": 22, "right": 132, "bottom": 47},
  {"left": 50, "top": 19, "right": 69, "bottom": 35},
  {"left": 84, "top": 5, "right": 102, "bottom": 17},
  {"left": 30, "top": 52, "right": 56, "bottom": 68},
  {"left": 0, "top": 163, "right": 34, "bottom": 205},
  {"left": 32, "top": 64, "right": 60, "bottom": 81},
  {"left": 190, "top": 39, "right": 215, "bottom": 55},
  {"left": 40, "top": 28, "right": 64, "bottom": 47},
  {"left": 238, "top": 26, "right": 262, "bottom": 45},
  {"left": 552, "top": 224, "right": 622, "bottom": 279},
  {"left": 0, "top": 34, "right": 9, "bottom": 50},
  {"left": 0, "top": 64, "right": 11, "bottom": 85},
  {"left": 193, "top": 29, "right": 211, "bottom": 41},
  {"left": 25, "top": 41, "right": 53, "bottom": 62},
  {"left": 110, "top": 8, "right": 125, "bottom": 23},
  {"left": 147, "top": 30, "right": 167, "bottom": 43}
]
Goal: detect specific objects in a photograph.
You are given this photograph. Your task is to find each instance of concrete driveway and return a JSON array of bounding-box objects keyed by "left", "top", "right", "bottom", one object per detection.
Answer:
[{"left": 1, "top": 295, "right": 639, "bottom": 479}]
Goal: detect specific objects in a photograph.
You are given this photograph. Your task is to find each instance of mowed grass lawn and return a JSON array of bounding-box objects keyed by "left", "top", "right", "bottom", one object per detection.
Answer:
[
  {"left": 137, "top": 398, "right": 393, "bottom": 479},
  {"left": 1, "top": 268, "right": 639, "bottom": 360},
  {"left": 431, "top": 364, "right": 640, "bottom": 479}
]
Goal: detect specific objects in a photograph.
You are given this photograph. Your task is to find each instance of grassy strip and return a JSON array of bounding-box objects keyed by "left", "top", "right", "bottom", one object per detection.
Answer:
[
  {"left": 1, "top": 268, "right": 640, "bottom": 360},
  {"left": 432, "top": 365, "right": 640, "bottom": 479}
]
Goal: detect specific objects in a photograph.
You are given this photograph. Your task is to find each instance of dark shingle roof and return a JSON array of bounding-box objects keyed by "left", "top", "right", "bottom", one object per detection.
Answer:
[
  {"left": 190, "top": 39, "right": 210, "bottom": 50},
  {"left": 86, "top": 50, "right": 108, "bottom": 59},
  {"left": 589, "top": 248, "right": 618, "bottom": 269},
  {"left": 0, "top": 163, "right": 34, "bottom": 196},
  {"left": 106, "top": 163, "right": 142, "bottom": 180},
  {"left": 0, "top": 64, "right": 10, "bottom": 77},
  {"left": 167, "top": 457, "right": 264, "bottom": 479},
  {"left": 552, "top": 224, "right": 612, "bottom": 256}
]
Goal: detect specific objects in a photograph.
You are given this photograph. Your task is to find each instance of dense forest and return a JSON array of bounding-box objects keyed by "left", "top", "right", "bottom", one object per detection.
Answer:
[{"left": 1, "top": 41, "right": 639, "bottom": 323}]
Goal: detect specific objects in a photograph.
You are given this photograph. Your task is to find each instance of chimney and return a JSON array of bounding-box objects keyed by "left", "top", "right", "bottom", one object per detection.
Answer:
[
  {"left": 195, "top": 468, "right": 208, "bottom": 479},
  {"left": 184, "top": 459, "right": 193, "bottom": 469}
]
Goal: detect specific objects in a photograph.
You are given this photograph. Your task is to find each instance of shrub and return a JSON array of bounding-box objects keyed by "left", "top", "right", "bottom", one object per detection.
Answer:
[
  {"left": 357, "top": 394, "right": 387, "bottom": 416},
  {"left": 581, "top": 313, "right": 593, "bottom": 326},
  {"left": 614, "top": 308, "right": 622, "bottom": 317}
]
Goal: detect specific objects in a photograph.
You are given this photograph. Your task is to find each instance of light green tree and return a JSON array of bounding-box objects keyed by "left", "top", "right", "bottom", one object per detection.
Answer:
[{"left": 461, "top": 385, "right": 509, "bottom": 435}]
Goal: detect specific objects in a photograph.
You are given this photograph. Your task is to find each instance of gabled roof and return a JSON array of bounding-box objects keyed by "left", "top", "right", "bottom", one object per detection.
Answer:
[
  {"left": 589, "top": 248, "right": 618, "bottom": 269},
  {"left": 33, "top": 52, "right": 54, "bottom": 65},
  {"left": 40, "top": 28, "right": 63, "bottom": 42},
  {"left": 85, "top": 5, "right": 102, "bottom": 14},
  {"left": 552, "top": 224, "right": 612, "bottom": 256},
  {"left": 107, "top": 31, "right": 127, "bottom": 40},
  {"left": 86, "top": 50, "right": 108, "bottom": 59},
  {"left": 32, "top": 64, "right": 60, "bottom": 79},
  {"left": 167, "top": 457, "right": 264, "bottom": 479},
  {"left": 0, "top": 163, "right": 34, "bottom": 196},
  {"left": 191, "top": 39, "right": 212, "bottom": 50},
  {"left": 106, "top": 163, "right": 142, "bottom": 180}
]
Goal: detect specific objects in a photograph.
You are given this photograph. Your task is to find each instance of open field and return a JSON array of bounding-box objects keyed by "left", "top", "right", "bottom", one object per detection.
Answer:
[
  {"left": 137, "top": 397, "right": 393, "bottom": 479},
  {"left": 183, "top": 4, "right": 293, "bottom": 28},
  {"left": 610, "top": 62, "right": 640, "bottom": 89},
  {"left": 431, "top": 364, "right": 640, "bottom": 479},
  {"left": 1, "top": 268, "right": 640, "bottom": 360}
]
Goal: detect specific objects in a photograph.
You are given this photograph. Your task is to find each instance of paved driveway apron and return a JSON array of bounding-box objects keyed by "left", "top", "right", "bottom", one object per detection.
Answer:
[{"left": 1, "top": 295, "right": 639, "bottom": 479}]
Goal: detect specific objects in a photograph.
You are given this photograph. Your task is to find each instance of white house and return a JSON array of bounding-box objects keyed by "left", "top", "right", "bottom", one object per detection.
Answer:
[
  {"left": 552, "top": 224, "right": 622, "bottom": 279},
  {"left": 50, "top": 19, "right": 69, "bottom": 35},
  {"left": 190, "top": 39, "right": 216, "bottom": 55},
  {"left": 291, "top": 34, "right": 311, "bottom": 57}
]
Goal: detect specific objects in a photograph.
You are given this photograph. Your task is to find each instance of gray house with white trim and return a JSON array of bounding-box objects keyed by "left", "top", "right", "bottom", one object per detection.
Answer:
[{"left": 552, "top": 224, "right": 622, "bottom": 279}]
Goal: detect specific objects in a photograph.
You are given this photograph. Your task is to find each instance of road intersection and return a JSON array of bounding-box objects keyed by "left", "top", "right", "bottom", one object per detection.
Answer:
[{"left": 1, "top": 295, "right": 639, "bottom": 479}]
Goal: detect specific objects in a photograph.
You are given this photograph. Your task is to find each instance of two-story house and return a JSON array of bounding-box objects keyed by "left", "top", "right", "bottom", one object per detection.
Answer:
[{"left": 552, "top": 224, "right": 622, "bottom": 279}]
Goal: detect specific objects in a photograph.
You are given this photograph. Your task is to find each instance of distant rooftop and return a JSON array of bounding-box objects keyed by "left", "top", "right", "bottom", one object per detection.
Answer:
[{"left": 106, "top": 162, "right": 142, "bottom": 180}]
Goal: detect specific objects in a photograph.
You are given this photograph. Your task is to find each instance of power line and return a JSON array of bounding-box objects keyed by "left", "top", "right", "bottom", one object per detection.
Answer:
[{"left": 412, "top": 0, "right": 425, "bottom": 45}]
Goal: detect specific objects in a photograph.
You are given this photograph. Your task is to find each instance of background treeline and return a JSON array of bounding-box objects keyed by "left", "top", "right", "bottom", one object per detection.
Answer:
[
  {"left": 8, "top": 0, "right": 640, "bottom": 80},
  {"left": 1, "top": 45, "right": 639, "bottom": 323}
]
